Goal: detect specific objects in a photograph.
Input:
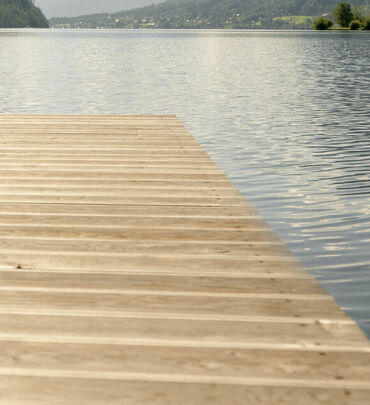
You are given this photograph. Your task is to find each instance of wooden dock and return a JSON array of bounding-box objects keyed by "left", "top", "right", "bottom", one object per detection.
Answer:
[{"left": 0, "top": 115, "right": 368, "bottom": 404}]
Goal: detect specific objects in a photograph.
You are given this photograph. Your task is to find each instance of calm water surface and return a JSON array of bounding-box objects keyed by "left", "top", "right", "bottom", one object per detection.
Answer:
[{"left": 0, "top": 29, "right": 369, "bottom": 336}]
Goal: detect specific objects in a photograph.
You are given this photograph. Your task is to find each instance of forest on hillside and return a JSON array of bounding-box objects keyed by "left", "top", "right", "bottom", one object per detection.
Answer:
[
  {"left": 51, "top": 0, "right": 370, "bottom": 29},
  {"left": 0, "top": 0, "right": 49, "bottom": 28}
]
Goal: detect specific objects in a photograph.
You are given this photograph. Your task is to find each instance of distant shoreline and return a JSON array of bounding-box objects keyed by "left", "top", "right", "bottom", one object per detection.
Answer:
[{"left": 2, "top": 27, "right": 369, "bottom": 32}]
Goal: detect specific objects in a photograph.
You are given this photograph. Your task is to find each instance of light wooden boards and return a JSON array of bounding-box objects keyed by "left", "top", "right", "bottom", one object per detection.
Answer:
[{"left": 0, "top": 115, "right": 369, "bottom": 404}]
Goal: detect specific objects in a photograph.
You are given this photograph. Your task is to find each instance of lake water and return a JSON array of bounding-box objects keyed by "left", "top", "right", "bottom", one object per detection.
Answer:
[{"left": 0, "top": 29, "right": 369, "bottom": 336}]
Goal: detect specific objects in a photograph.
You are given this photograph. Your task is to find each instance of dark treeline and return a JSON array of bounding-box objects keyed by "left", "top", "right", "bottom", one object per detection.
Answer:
[
  {"left": 313, "top": 2, "right": 370, "bottom": 29},
  {"left": 0, "top": 0, "right": 49, "bottom": 28},
  {"left": 51, "top": 0, "right": 370, "bottom": 29}
]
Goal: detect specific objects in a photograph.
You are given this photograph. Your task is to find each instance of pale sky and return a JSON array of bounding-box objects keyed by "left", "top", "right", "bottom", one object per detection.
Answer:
[{"left": 35, "top": 0, "right": 164, "bottom": 18}]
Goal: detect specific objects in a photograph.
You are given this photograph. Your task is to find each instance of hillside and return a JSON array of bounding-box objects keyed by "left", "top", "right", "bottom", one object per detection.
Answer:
[
  {"left": 50, "top": 0, "right": 370, "bottom": 29},
  {"left": 35, "top": 0, "right": 163, "bottom": 18},
  {"left": 0, "top": 0, "right": 49, "bottom": 28}
]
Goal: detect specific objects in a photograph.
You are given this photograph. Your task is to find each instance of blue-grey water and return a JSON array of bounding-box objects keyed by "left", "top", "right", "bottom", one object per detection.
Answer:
[{"left": 0, "top": 29, "right": 369, "bottom": 336}]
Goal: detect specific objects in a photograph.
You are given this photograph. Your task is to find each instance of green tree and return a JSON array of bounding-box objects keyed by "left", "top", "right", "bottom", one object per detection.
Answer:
[
  {"left": 333, "top": 2, "right": 354, "bottom": 27},
  {"left": 363, "top": 16, "right": 370, "bottom": 29},
  {"left": 313, "top": 16, "right": 333, "bottom": 30},
  {"left": 349, "top": 19, "right": 361, "bottom": 29},
  {"left": 0, "top": 0, "right": 49, "bottom": 28}
]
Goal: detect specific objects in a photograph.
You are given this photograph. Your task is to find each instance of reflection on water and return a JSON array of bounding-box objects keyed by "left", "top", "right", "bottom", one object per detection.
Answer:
[{"left": 0, "top": 29, "right": 369, "bottom": 336}]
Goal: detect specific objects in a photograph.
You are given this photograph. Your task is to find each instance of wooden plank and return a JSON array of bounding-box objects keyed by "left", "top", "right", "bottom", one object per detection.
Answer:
[
  {"left": 0, "top": 179, "right": 238, "bottom": 188},
  {"left": 0, "top": 239, "right": 294, "bottom": 257},
  {"left": 0, "top": 186, "right": 243, "bottom": 197},
  {"left": 0, "top": 376, "right": 369, "bottom": 405},
  {"left": 0, "top": 115, "right": 368, "bottom": 404},
  {"left": 0, "top": 171, "right": 229, "bottom": 180},
  {"left": 0, "top": 203, "right": 260, "bottom": 217},
  {"left": 1, "top": 341, "right": 369, "bottom": 382},
  {"left": 0, "top": 225, "right": 281, "bottom": 242},
  {"left": 0, "top": 270, "right": 325, "bottom": 294},
  {"left": 0, "top": 314, "right": 366, "bottom": 347},
  {"left": 0, "top": 214, "right": 267, "bottom": 229},
  {"left": 0, "top": 290, "right": 343, "bottom": 319},
  {"left": 0, "top": 253, "right": 309, "bottom": 276}
]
